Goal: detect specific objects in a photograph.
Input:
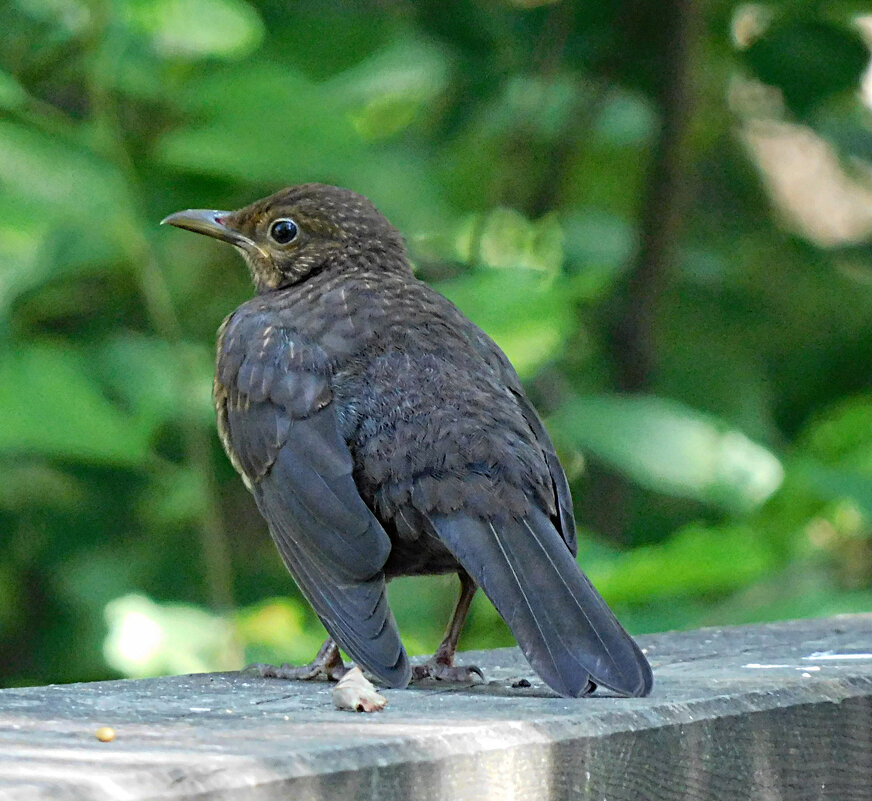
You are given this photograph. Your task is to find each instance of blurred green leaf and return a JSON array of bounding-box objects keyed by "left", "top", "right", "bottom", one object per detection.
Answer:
[
  {"left": 798, "top": 395, "right": 872, "bottom": 464},
  {"left": 454, "top": 208, "right": 564, "bottom": 273},
  {"left": 0, "top": 346, "right": 151, "bottom": 466},
  {"left": 592, "top": 90, "right": 656, "bottom": 147},
  {"left": 0, "top": 200, "right": 45, "bottom": 319},
  {"left": 479, "top": 208, "right": 533, "bottom": 268},
  {"left": 98, "top": 335, "right": 214, "bottom": 429},
  {"left": 154, "top": 57, "right": 449, "bottom": 233},
  {"left": 550, "top": 395, "right": 784, "bottom": 511},
  {"left": 0, "top": 464, "right": 84, "bottom": 511},
  {"left": 438, "top": 268, "right": 575, "bottom": 377},
  {"left": 563, "top": 209, "right": 635, "bottom": 299},
  {"left": 234, "top": 597, "right": 325, "bottom": 667},
  {"left": 0, "top": 121, "right": 129, "bottom": 219},
  {"left": 155, "top": 64, "right": 354, "bottom": 181},
  {"left": 138, "top": 466, "right": 209, "bottom": 529},
  {"left": 744, "top": 18, "right": 868, "bottom": 116},
  {"left": 587, "top": 522, "right": 778, "bottom": 604},
  {"left": 0, "top": 202, "right": 129, "bottom": 323},
  {"left": 339, "top": 39, "right": 450, "bottom": 140},
  {"left": 485, "top": 73, "right": 580, "bottom": 139},
  {"left": 0, "top": 70, "right": 27, "bottom": 110},
  {"left": 103, "top": 593, "right": 240, "bottom": 677},
  {"left": 123, "top": 0, "right": 264, "bottom": 60},
  {"left": 796, "top": 461, "right": 872, "bottom": 521},
  {"left": 14, "top": 0, "right": 90, "bottom": 33}
]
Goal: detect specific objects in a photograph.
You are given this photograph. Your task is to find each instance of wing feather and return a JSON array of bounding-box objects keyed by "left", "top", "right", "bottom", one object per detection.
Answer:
[
  {"left": 216, "top": 309, "right": 410, "bottom": 688},
  {"left": 469, "top": 328, "right": 577, "bottom": 553}
]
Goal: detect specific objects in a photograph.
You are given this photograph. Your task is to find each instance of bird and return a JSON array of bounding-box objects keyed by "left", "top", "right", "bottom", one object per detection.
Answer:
[{"left": 161, "top": 184, "right": 653, "bottom": 698}]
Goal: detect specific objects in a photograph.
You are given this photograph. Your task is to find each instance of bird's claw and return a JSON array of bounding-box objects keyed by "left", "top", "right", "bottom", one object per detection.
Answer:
[
  {"left": 412, "top": 661, "right": 485, "bottom": 684},
  {"left": 245, "top": 638, "right": 349, "bottom": 683},
  {"left": 245, "top": 659, "right": 349, "bottom": 682}
]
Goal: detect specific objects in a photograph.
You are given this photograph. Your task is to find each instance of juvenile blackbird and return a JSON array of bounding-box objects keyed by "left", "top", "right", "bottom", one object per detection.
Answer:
[{"left": 162, "top": 185, "right": 653, "bottom": 698}]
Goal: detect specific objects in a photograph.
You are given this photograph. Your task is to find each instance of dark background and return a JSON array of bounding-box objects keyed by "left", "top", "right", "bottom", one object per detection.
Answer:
[{"left": 2, "top": 0, "right": 872, "bottom": 685}]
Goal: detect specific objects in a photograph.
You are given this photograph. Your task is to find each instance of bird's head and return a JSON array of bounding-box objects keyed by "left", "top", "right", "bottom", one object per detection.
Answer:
[{"left": 161, "top": 183, "right": 406, "bottom": 292}]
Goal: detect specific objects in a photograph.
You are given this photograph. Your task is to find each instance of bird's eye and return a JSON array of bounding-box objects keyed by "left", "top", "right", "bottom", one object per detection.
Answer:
[{"left": 268, "top": 218, "right": 299, "bottom": 245}]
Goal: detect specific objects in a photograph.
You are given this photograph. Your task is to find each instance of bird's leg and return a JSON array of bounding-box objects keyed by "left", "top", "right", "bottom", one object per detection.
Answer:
[
  {"left": 413, "top": 570, "right": 484, "bottom": 684},
  {"left": 249, "top": 637, "right": 349, "bottom": 682}
]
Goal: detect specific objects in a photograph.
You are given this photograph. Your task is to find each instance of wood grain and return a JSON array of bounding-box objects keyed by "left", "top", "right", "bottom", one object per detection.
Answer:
[{"left": 1, "top": 615, "right": 870, "bottom": 800}]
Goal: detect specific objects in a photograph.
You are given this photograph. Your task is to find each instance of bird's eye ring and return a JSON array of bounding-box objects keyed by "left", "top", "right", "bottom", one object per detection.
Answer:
[{"left": 268, "top": 218, "right": 299, "bottom": 245}]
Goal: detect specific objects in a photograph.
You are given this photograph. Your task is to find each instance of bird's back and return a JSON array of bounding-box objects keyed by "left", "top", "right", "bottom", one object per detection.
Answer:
[{"left": 315, "top": 273, "right": 561, "bottom": 549}]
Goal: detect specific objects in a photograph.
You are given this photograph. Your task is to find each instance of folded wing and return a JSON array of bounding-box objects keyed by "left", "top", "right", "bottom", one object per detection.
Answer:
[{"left": 216, "top": 310, "right": 410, "bottom": 688}]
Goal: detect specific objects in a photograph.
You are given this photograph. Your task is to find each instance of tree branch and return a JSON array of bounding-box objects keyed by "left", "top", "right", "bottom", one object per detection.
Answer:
[{"left": 610, "top": 0, "right": 700, "bottom": 392}]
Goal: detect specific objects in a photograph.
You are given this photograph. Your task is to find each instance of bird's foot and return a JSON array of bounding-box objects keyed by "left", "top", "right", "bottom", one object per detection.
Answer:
[
  {"left": 246, "top": 639, "right": 348, "bottom": 682},
  {"left": 248, "top": 660, "right": 350, "bottom": 681},
  {"left": 412, "top": 659, "right": 485, "bottom": 684}
]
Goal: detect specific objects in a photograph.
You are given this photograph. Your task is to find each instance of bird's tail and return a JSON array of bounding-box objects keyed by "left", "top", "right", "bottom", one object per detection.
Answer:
[{"left": 426, "top": 507, "right": 652, "bottom": 697}]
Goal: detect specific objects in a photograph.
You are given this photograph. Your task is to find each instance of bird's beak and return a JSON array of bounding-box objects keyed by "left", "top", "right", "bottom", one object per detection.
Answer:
[{"left": 160, "top": 209, "right": 253, "bottom": 249}]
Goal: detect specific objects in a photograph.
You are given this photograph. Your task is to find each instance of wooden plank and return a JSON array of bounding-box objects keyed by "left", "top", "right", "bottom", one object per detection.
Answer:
[{"left": 0, "top": 615, "right": 870, "bottom": 800}]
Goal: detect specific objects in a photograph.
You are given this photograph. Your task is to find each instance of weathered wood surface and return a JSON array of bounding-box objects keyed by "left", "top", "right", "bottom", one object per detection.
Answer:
[{"left": 1, "top": 615, "right": 871, "bottom": 801}]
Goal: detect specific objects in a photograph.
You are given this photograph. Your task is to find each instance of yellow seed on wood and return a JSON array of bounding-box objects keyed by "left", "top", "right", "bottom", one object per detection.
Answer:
[{"left": 95, "top": 726, "right": 115, "bottom": 742}]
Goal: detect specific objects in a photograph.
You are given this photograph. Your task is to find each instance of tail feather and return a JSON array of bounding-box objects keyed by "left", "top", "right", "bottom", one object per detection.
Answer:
[{"left": 428, "top": 508, "right": 652, "bottom": 697}]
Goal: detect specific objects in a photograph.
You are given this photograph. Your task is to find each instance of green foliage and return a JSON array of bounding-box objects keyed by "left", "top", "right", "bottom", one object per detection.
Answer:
[
  {"left": 588, "top": 522, "right": 779, "bottom": 604},
  {"left": 0, "top": 347, "right": 151, "bottom": 465},
  {"left": 124, "top": 0, "right": 265, "bottom": 60},
  {"left": 1, "top": 0, "right": 871, "bottom": 686},
  {"left": 549, "top": 395, "right": 783, "bottom": 513},
  {"left": 744, "top": 17, "right": 868, "bottom": 117},
  {"left": 438, "top": 267, "right": 574, "bottom": 376},
  {"left": 103, "top": 593, "right": 239, "bottom": 677}
]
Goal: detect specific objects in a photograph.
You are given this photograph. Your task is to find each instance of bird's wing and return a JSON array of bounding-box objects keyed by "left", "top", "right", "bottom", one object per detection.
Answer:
[
  {"left": 425, "top": 505, "right": 652, "bottom": 698},
  {"left": 215, "top": 310, "right": 410, "bottom": 688},
  {"left": 470, "top": 329, "right": 577, "bottom": 554}
]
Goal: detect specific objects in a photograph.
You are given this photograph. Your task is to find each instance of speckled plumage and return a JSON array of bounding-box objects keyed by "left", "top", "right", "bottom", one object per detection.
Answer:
[{"left": 166, "top": 184, "right": 653, "bottom": 698}]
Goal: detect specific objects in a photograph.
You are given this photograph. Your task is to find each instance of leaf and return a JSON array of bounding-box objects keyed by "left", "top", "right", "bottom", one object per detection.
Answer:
[
  {"left": 0, "top": 346, "right": 152, "bottom": 466},
  {"left": 563, "top": 209, "right": 635, "bottom": 300},
  {"left": 0, "top": 70, "right": 27, "bottom": 110},
  {"left": 103, "top": 593, "right": 240, "bottom": 677},
  {"left": 549, "top": 395, "right": 784, "bottom": 511},
  {"left": 98, "top": 335, "right": 214, "bottom": 430},
  {"left": 0, "top": 200, "right": 46, "bottom": 320},
  {"left": 592, "top": 90, "right": 656, "bottom": 147},
  {"left": 154, "top": 62, "right": 449, "bottom": 234},
  {"left": 122, "top": 0, "right": 264, "bottom": 60},
  {"left": 14, "top": 0, "right": 90, "bottom": 33},
  {"left": 138, "top": 466, "right": 210, "bottom": 529},
  {"left": 585, "top": 522, "right": 778, "bottom": 605},
  {"left": 436, "top": 268, "right": 576, "bottom": 377},
  {"left": 485, "top": 73, "right": 580, "bottom": 140},
  {"left": 337, "top": 39, "right": 450, "bottom": 140},
  {"left": 155, "top": 64, "right": 355, "bottom": 181},
  {"left": 795, "top": 461, "right": 872, "bottom": 521},
  {"left": 798, "top": 395, "right": 872, "bottom": 464},
  {"left": 0, "top": 123, "right": 131, "bottom": 307},
  {"left": 478, "top": 208, "right": 533, "bottom": 269},
  {"left": 0, "top": 121, "right": 129, "bottom": 220},
  {"left": 0, "top": 463, "right": 84, "bottom": 511},
  {"left": 744, "top": 18, "right": 869, "bottom": 116},
  {"left": 234, "top": 597, "right": 326, "bottom": 667},
  {"left": 452, "top": 208, "right": 564, "bottom": 273}
]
